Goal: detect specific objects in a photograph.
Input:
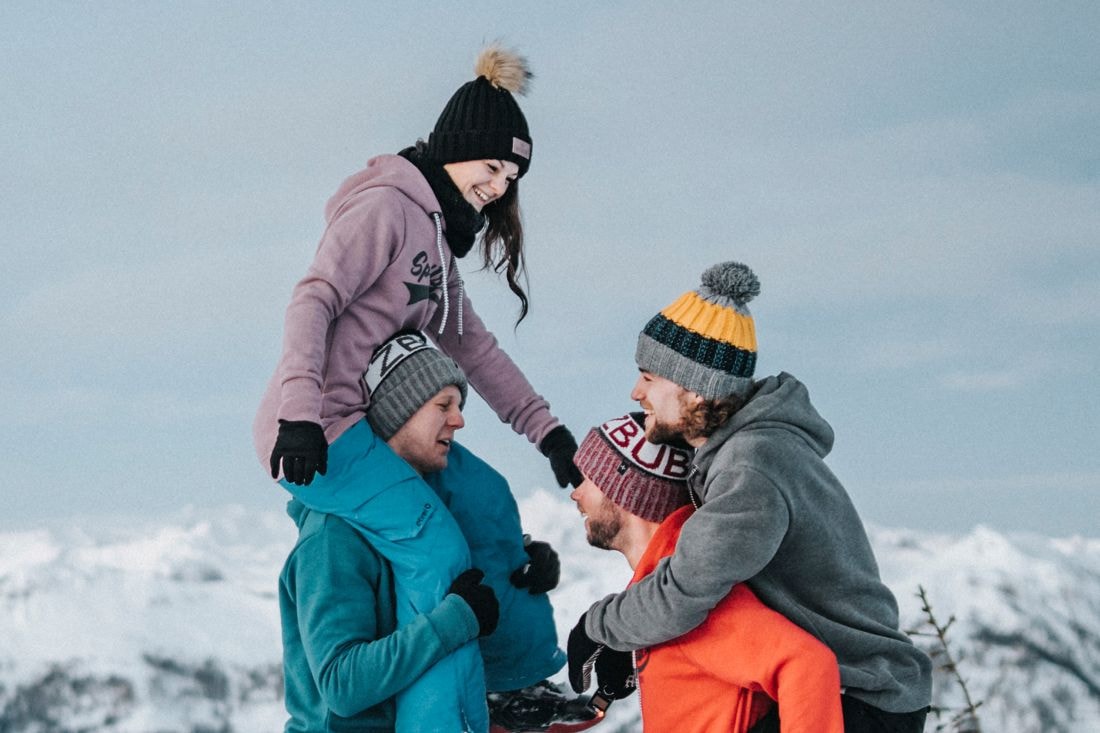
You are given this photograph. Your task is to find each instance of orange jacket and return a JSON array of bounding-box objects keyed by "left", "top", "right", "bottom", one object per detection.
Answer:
[{"left": 631, "top": 506, "right": 844, "bottom": 733}]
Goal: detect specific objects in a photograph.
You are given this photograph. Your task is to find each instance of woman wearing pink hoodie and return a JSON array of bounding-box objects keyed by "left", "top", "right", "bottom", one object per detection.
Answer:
[{"left": 255, "top": 45, "right": 580, "bottom": 732}]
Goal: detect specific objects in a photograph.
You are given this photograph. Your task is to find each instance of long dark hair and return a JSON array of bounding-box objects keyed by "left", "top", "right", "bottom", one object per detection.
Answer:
[{"left": 481, "top": 181, "right": 529, "bottom": 325}]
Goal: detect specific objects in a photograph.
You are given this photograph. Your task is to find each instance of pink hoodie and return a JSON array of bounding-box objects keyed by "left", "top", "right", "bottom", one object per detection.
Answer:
[{"left": 253, "top": 154, "right": 559, "bottom": 469}]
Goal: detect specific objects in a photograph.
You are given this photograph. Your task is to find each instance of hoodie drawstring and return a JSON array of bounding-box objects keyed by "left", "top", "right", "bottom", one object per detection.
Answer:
[
  {"left": 456, "top": 274, "right": 464, "bottom": 335},
  {"left": 432, "top": 212, "right": 464, "bottom": 338}
]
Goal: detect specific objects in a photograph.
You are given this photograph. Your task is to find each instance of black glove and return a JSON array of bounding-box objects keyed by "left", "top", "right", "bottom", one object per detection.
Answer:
[
  {"left": 567, "top": 613, "right": 601, "bottom": 693},
  {"left": 270, "top": 420, "right": 328, "bottom": 486},
  {"left": 568, "top": 613, "right": 636, "bottom": 700},
  {"left": 510, "top": 536, "right": 560, "bottom": 594},
  {"left": 593, "top": 645, "right": 636, "bottom": 701},
  {"left": 539, "top": 425, "right": 582, "bottom": 488},
  {"left": 447, "top": 569, "right": 499, "bottom": 638}
]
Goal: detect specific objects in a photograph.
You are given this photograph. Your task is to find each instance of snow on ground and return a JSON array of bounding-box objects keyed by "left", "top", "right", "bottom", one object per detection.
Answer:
[{"left": 2, "top": 488, "right": 1099, "bottom": 731}]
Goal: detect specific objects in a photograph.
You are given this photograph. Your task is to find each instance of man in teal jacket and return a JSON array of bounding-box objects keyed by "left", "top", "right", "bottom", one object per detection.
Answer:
[
  {"left": 279, "top": 329, "right": 497, "bottom": 731},
  {"left": 280, "top": 498, "right": 494, "bottom": 732},
  {"left": 280, "top": 330, "right": 581, "bottom": 732}
]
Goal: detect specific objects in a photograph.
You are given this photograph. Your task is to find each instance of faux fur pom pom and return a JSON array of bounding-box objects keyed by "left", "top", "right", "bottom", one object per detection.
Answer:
[{"left": 475, "top": 43, "right": 532, "bottom": 95}]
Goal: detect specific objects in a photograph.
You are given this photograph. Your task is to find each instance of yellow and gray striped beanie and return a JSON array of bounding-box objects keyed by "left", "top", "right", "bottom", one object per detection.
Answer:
[{"left": 635, "top": 262, "right": 760, "bottom": 399}]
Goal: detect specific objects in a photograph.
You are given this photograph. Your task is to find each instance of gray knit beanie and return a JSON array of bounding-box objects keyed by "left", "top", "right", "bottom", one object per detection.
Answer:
[
  {"left": 362, "top": 331, "right": 468, "bottom": 440},
  {"left": 635, "top": 262, "right": 760, "bottom": 399}
]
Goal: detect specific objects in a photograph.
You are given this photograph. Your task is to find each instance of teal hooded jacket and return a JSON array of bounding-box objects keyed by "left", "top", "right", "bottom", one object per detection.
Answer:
[
  {"left": 280, "top": 499, "right": 481, "bottom": 732},
  {"left": 280, "top": 418, "right": 564, "bottom": 715},
  {"left": 279, "top": 419, "right": 488, "bottom": 731}
]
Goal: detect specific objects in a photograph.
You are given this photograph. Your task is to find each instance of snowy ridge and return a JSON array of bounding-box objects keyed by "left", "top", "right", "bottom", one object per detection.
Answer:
[
  {"left": 2, "top": 491, "right": 1098, "bottom": 732},
  {"left": 875, "top": 525, "right": 1100, "bottom": 731}
]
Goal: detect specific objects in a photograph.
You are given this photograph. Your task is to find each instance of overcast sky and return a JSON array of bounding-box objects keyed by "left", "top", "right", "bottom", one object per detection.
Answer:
[{"left": 3, "top": 2, "right": 1098, "bottom": 536}]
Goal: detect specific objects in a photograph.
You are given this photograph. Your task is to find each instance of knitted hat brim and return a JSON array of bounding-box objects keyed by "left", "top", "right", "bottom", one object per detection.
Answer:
[
  {"left": 365, "top": 352, "right": 467, "bottom": 440},
  {"left": 426, "top": 130, "right": 532, "bottom": 177},
  {"left": 635, "top": 333, "right": 754, "bottom": 400}
]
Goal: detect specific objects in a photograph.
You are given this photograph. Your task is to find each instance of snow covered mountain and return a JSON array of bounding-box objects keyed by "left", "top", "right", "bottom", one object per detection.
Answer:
[{"left": 2, "top": 489, "right": 1098, "bottom": 732}]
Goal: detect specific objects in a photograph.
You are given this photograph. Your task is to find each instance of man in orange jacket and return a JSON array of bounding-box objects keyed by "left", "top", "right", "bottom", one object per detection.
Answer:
[{"left": 567, "top": 413, "right": 844, "bottom": 733}]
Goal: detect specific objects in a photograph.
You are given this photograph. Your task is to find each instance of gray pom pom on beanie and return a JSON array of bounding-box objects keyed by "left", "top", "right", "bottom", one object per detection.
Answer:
[{"left": 698, "top": 261, "right": 760, "bottom": 306}]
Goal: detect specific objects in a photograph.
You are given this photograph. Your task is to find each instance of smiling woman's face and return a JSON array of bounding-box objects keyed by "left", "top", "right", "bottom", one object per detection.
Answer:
[{"left": 443, "top": 159, "right": 519, "bottom": 211}]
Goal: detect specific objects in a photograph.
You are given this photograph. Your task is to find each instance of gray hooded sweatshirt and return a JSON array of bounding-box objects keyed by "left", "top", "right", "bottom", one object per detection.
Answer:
[{"left": 585, "top": 372, "right": 932, "bottom": 714}]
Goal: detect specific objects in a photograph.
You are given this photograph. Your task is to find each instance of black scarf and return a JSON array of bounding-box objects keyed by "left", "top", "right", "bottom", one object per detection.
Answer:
[{"left": 399, "top": 143, "right": 485, "bottom": 259}]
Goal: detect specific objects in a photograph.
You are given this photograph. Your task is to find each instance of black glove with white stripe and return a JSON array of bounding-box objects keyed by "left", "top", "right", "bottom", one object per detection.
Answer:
[{"left": 567, "top": 613, "right": 636, "bottom": 700}]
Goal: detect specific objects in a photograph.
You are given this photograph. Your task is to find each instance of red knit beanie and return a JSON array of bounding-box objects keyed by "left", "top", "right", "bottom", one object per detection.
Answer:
[{"left": 573, "top": 413, "right": 693, "bottom": 523}]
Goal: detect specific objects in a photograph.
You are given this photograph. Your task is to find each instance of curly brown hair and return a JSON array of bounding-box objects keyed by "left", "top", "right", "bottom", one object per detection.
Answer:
[{"left": 680, "top": 393, "right": 747, "bottom": 442}]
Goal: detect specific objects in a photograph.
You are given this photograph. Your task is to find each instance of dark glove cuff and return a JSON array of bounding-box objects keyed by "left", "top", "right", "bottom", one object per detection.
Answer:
[
  {"left": 278, "top": 419, "right": 322, "bottom": 428},
  {"left": 538, "top": 425, "right": 576, "bottom": 457}
]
